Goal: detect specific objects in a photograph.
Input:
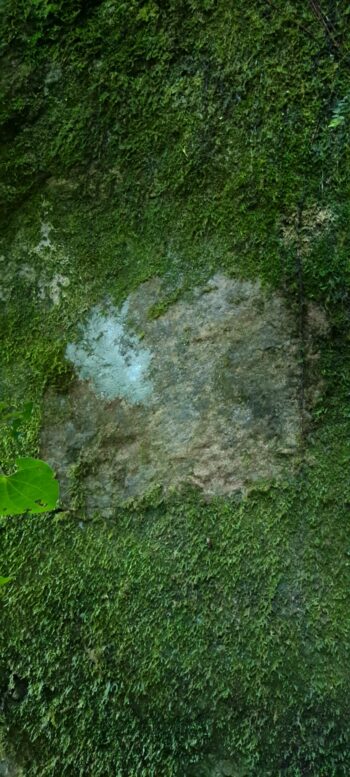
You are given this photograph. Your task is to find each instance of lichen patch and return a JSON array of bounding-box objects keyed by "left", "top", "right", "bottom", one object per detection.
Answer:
[{"left": 65, "top": 301, "right": 153, "bottom": 403}]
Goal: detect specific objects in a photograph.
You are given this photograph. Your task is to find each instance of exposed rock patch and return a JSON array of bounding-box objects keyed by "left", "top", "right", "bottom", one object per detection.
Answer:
[
  {"left": 0, "top": 207, "right": 71, "bottom": 306},
  {"left": 281, "top": 203, "right": 336, "bottom": 252},
  {"left": 190, "top": 756, "right": 247, "bottom": 777},
  {"left": 0, "top": 758, "right": 22, "bottom": 777},
  {"left": 41, "top": 274, "right": 326, "bottom": 514}
]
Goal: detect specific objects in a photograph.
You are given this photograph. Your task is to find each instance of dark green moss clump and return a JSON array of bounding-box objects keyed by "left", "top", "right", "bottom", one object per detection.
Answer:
[
  {"left": 1, "top": 1, "right": 350, "bottom": 775},
  {"left": 1, "top": 0, "right": 350, "bottom": 311}
]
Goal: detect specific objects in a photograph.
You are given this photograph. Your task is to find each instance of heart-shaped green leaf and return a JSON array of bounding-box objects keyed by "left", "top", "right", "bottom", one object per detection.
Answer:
[{"left": 0, "top": 458, "right": 59, "bottom": 516}]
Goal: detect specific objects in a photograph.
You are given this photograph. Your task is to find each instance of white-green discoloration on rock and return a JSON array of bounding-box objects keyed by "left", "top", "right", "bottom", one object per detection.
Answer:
[
  {"left": 0, "top": 201, "right": 71, "bottom": 307},
  {"left": 190, "top": 756, "right": 248, "bottom": 777},
  {"left": 65, "top": 302, "right": 153, "bottom": 403},
  {"left": 0, "top": 759, "right": 22, "bottom": 777}
]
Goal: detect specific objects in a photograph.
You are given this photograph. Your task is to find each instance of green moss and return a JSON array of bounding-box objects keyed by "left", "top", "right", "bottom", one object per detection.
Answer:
[
  {"left": 1, "top": 0, "right": 349, "bottom": 313},
  {"left": 147, "top": 288, "right": 183, "bottom": 320},
  {"left": 1, "top": 1, "right": 350, "bottom": 775},
  {"left": 1, "top": 407, "right": 350, "bottom": 775}
]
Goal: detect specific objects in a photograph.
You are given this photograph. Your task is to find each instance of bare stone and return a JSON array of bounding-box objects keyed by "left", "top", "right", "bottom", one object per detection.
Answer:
[{"left": 41, "top": 274, "right": 326, "bottom": 514}]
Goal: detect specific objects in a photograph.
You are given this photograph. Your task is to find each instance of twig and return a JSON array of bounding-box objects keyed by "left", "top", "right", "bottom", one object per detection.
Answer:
[
  {"left": 295, "top": 198, "right": 308, "bottom": 451},
  {"left": 308, "top": 0, "right": 341, "bottom": 50}
]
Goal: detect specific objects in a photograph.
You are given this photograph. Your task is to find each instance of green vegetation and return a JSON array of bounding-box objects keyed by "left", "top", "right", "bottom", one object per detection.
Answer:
[
  {"left": 1, "top": 1, "right": 350, "bottom": 775},
  {"left": 0, "top": 457, "right": 59, "bottom": 587},
  {"left": 2, "top": 406, "right": 350, "bottom": 776},
  {"left": 0, "top": 458, "right": 59, "bottom": 517},
  {"left": 0, "top": 404, "right": 59, "bottom": 586}
]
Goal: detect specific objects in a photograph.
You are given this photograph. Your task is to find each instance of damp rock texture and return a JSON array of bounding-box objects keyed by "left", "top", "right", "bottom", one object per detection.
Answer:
[
  {"left": 0, "top": 759, "right": 22, "bottom": 777},
  {"left": 190, "top": 756, "right": 247, "bottom": 777},
  {"left": 41, "top": 274, "right": 325, "bottom": 514}
]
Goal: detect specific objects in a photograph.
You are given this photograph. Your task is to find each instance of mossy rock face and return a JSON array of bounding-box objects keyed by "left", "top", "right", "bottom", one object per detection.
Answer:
[
  {"left": 41, "top": 274, "right": 326, "bottom": 514},
  {"left": 2, "top": 2, "right": 350, "bottom": 776}
]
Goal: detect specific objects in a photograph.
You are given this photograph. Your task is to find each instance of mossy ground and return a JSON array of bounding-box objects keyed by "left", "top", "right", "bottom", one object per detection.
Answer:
[
  {"left": 2, "top": 408, "right": 350, "bottom": 776},
  {"left": 1, "top": 1, "right": 350, "bottom": 775}
]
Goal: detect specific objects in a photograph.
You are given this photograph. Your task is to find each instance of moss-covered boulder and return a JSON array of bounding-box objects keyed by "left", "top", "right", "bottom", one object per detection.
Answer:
[{"left": 1, "top": 2, "right": 350, "bottom": 776}]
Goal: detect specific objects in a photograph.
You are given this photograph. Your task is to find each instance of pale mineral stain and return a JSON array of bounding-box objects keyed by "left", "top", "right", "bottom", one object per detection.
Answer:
[
  {"left": 65, "top": 302, "right": 153, "bottom": 403},
  {"left": 33, "top": 220, "right": 56, "bottom": 255}
]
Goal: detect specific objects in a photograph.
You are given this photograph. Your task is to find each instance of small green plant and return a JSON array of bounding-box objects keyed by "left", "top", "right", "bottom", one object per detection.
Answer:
[
  {"left": 328, "top": 95, "right": 350, "bottom": 129},
  {"left": 0, "top": 458, "right": 59, "bottom": 516},
  {"left": 0, "top": 403, "right": 60, "bottom": 583},
  {"left": 0, "top": 458, "right": 59, "bottom": 586}
]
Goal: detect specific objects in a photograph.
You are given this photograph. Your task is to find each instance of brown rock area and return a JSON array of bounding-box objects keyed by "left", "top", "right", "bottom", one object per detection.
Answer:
[{"left": 41, "top": 274, "right": 327, "bottom": 515}]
